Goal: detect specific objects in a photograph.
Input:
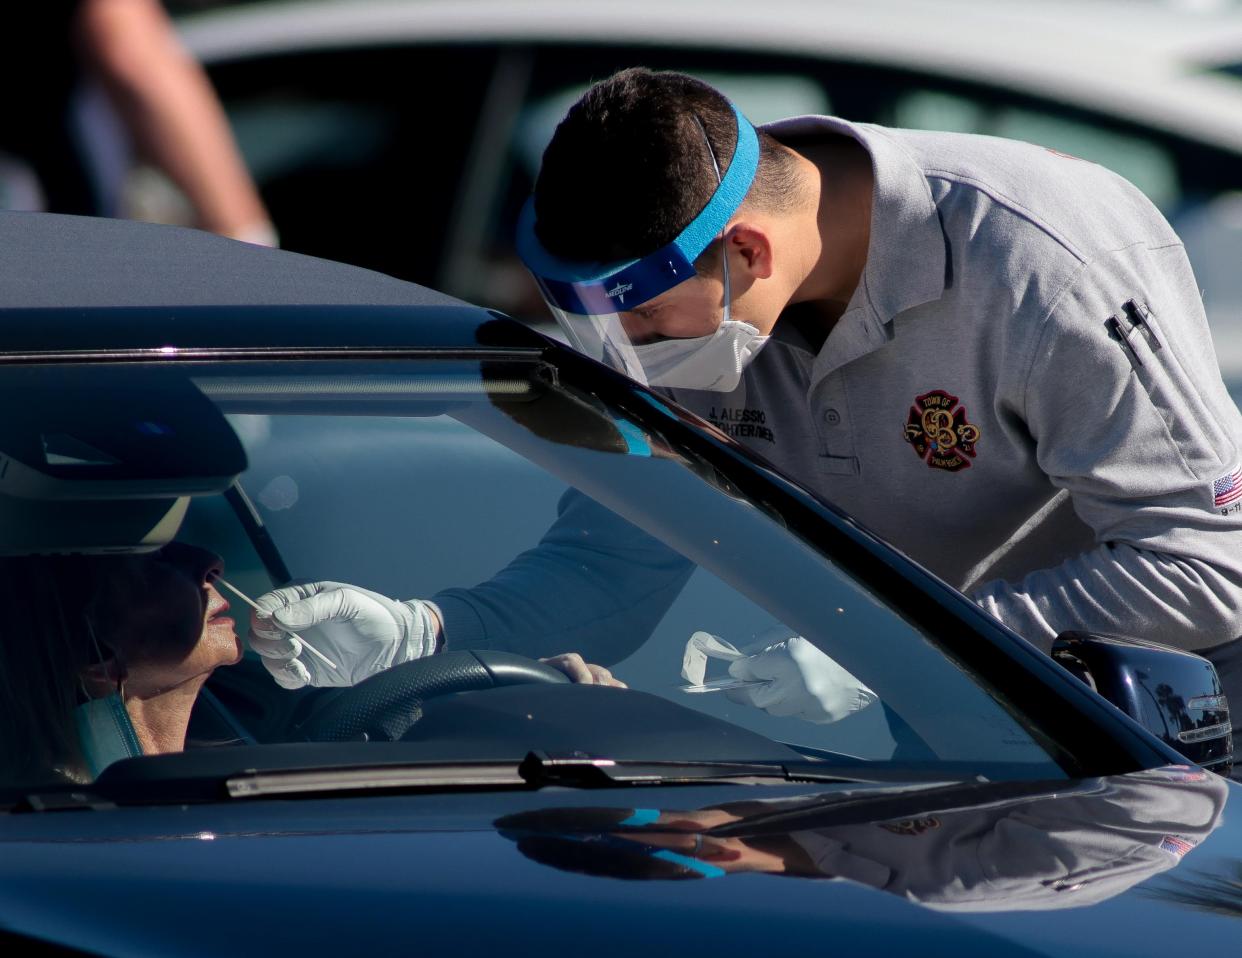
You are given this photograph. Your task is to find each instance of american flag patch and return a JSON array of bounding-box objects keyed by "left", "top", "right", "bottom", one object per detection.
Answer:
[
  {"left": 1159, "top": 764, "right": 1208, "bottom": 783},
  {"left": 1160, "top": 835, "right": 1196, "bottom": 858},
  {"left": 1213, "top": 467, "right": 1242, "bottom": 507}
]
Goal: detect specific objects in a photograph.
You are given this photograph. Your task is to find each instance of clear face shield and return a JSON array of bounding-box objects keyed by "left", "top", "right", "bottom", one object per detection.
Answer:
[{"left": 517, "top": 104, "right": 767, "bottom": 392}]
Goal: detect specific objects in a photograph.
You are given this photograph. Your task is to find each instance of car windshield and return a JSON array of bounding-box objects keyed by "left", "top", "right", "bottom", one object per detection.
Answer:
[{"left": 0, "top": 354, "right": 1071, "bottom": 797}]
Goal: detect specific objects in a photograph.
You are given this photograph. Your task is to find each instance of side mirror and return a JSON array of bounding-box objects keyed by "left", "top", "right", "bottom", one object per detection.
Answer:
[{"left": 1052, "top": 631, "right": 1232, "bottom": 775}]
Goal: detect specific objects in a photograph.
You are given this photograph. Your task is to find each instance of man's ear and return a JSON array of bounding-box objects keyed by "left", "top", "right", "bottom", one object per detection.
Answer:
[{"left": 726, "top": 223, "right": 773, "bottom": 280}]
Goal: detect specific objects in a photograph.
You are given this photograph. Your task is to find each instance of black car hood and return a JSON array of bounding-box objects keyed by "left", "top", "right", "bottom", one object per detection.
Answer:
[{"left": 1, "top": 766, "right": 1239, "bottom": 957}]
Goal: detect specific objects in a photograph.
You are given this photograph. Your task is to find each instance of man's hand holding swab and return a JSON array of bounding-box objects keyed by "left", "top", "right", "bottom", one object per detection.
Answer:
[
  {"left": 216, "top": 578, "right": 338, "bottom": 673},
  {"left": 245, "top": 581, "right": 442, "bottom": 689}
]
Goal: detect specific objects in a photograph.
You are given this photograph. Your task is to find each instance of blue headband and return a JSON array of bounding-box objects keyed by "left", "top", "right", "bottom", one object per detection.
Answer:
[
  {"left": 650, "top": 849, "right": 727, "bottom": 879},
  {"left": 516, "top": 103, "right": 760, "bottom": 315}
]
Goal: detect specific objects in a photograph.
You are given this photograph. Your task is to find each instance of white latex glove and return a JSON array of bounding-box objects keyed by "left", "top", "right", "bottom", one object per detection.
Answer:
[
  {"left": 250, "top": 581, "right": 439, "bottom": 689},
  {"left": 725, "top": 636, "right": 877, "bottom": 724}
]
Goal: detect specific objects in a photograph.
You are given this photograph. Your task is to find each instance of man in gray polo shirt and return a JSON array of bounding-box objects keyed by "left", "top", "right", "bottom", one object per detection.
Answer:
[{"left": 252, "top": 68, "right": 1242, "bottom": 722}]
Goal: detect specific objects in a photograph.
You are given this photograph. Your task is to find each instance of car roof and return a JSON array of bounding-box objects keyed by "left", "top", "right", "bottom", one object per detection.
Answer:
[
  {"left": 178, "top": 0, "right": 1242, "bottom": 154},
  {"left": 0, "top": 212, "right": 540, "bottom": 353}
]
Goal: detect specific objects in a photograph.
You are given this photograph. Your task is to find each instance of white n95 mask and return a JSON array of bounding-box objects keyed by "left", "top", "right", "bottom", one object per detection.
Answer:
[{"left": 630, "top": 320, "right": 769, "bottom": 391}]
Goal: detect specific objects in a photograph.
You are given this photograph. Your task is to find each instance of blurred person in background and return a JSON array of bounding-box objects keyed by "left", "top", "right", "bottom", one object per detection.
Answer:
[{"left": 1, "top": 1, "right": 275, "bottom": 245}]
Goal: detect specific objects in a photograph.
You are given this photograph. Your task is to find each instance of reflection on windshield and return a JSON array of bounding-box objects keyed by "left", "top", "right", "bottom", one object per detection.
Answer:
[
  {"left": 0, "top": 359, "right": 1069, "bottom": 795},
  {"left": 497, "top": 766, "right": 1226, "bottom": 911},
  {"left": 217, "top": 362, "right": 1060, "bottom": 772}
]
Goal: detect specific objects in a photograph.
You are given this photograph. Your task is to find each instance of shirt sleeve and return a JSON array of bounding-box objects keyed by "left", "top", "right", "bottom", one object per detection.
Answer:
[
  {"left": 973, "top": 242, "right": 1242, "bottom": 653},
  {"left": 786, "top": 768, "right": 1225, "bottom": 907},
  {"left": 431, "top": 487, "right": 694, "bottom": 665}
]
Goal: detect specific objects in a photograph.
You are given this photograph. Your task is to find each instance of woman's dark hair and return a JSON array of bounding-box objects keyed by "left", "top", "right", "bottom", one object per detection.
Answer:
[
  {"left": 0, "top": 556, "right": 99, "bottom": 785},
  {"left": 533, "top": 67, "right": 804, "bottom": 269}
]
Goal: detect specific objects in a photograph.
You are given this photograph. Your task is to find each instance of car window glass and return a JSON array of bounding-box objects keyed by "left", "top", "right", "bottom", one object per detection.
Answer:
[
  {"left": 207, "top": 361, "right": 1059, "bottom": 770},
  {"left": 197, "top": 46, "right": 499, "bottom": 287},
  {"left": 227, "top": 101, "right": 394, "bottom": 183},
  {"left": 893, "top": 90, "right": 1179, "bottom": 208},
  {"left": 228, "top": 410, "right": 904, "bottom": 760},
  {"left": 1173, "top": 191, "right": 1242, "bottom": 389},
  {"left": 0, "top": 358, "right": 1074, "bottom": 793}
]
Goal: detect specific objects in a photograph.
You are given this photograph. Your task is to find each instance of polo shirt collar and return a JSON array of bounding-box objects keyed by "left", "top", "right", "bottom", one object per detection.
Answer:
[{"left": 762, "top": 115, "right": 947, "bottom": 376}]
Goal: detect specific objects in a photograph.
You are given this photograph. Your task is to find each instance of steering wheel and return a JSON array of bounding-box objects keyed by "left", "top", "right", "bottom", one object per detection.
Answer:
[{"left": 297, "top": 650, "right": 569, "bottom": 742}]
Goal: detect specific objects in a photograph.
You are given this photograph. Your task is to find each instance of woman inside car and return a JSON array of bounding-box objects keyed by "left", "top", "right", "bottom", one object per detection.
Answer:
[
  {"left": 0, "top": 540, "right": 621, "bottom": 788},
  {"left": 0, "top": 542, "right": 241, "bottom": 787}
]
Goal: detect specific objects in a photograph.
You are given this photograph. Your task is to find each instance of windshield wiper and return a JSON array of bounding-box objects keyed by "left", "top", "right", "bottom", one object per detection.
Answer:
[
  {"left": 6, "top": 753, "right": 970, "bottom": 811},
  {"left": 222, "top": 754, "right": 891, "bottom": 800},
  {"left": 515, "top": 752, "right": 957, "bottom": 789},
  {"left": 225, "top": 761, "right": 527, "bottom": 798},
  {"left": 222, "top": 755, "right": 952, "bottom": 800}
]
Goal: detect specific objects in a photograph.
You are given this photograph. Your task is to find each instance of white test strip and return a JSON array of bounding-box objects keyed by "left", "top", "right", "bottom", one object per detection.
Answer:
[
  {"left": 215, "top": 577, "right": 339, "bottom": 671},
  {"left": 679, "top": 677, "right": 772, "bottom": 694}
]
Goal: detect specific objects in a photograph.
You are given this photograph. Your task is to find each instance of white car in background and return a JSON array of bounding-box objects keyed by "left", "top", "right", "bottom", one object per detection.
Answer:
[{"left": 170, "top": 0, "right": 1242, "bottom": 393}]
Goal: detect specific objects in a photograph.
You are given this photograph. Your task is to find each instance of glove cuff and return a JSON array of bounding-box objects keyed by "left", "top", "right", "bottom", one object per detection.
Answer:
[{"left": 395, "top": 598, "right": 439, "bottom": 662}]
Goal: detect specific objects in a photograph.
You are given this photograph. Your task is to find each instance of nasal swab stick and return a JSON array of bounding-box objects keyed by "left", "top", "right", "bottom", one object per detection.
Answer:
[{"left": 216, "top": 577, "right": 339, "bottom": 671}]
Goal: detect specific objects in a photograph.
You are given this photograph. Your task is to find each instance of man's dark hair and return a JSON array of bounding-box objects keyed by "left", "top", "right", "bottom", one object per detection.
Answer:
[{"left": 533, "top": 68, "right": 803, "bottom": 268}]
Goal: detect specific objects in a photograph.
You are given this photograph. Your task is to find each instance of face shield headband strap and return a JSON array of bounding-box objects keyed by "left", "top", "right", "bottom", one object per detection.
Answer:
[{"left": 516, "top": 103, "right": 760, "bottom": 315}]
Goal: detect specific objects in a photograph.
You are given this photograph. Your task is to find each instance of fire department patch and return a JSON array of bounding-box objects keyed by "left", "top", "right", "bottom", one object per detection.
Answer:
[{"left": 903, "top": 390, "right": 980, "bottom": 472}]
